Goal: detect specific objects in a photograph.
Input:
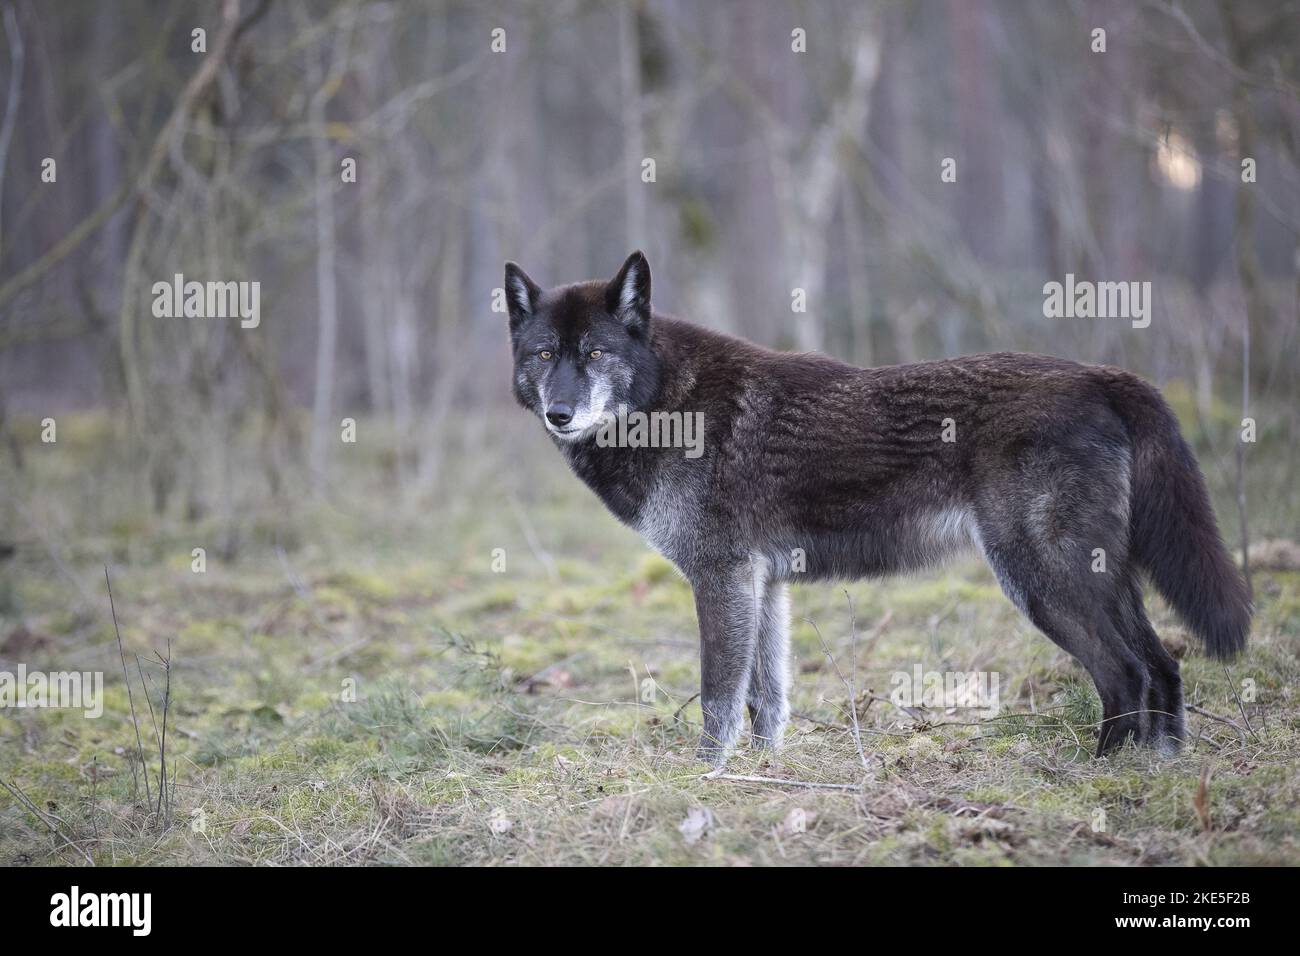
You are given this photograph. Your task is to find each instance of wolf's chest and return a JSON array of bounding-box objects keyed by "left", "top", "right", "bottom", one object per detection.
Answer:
[
  {"left": 566, "top": 443, "right": 708, "bottom": 568},
  {"left": 631, "top": 463, "right": 713, "bottom": 569},
  {"left": 634, "top": 481, "right": 687, "bottom": 558}
]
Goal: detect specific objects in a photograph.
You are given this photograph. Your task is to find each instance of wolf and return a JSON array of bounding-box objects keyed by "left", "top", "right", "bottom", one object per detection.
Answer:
[{"left": 505, "top": 251, "right": 1252, "bottom": 767}]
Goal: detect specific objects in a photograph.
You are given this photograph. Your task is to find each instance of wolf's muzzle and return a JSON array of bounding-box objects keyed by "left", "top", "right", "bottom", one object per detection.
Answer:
[{"left": 545, "top": 402, "right": 575, "bottom": 427}]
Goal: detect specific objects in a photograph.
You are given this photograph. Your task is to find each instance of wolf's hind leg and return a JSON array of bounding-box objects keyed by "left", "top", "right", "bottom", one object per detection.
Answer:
[
  {"left": 1035, "top": 598, "right": 1149, "bottom": 755},
  {"left": 747, "top": 578, "right": 790, "bottom": 749},
  {"left": 980, "top": 540, "right": 1150, "bottom": 756},
  {"left": 1116, "top": 578, "right": 1185, "bottom": 753},
  {"left": 692, "top": 566, "right": 758, "bottom": 767},
  {"left": 973, "top": 436, "right": 1155, "bottom": 755}
]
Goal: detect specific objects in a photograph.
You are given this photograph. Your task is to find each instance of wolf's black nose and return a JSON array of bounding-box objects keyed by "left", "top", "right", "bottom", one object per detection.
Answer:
[{"left": 546, "top": 403, "right": 574, "bottom": 427}]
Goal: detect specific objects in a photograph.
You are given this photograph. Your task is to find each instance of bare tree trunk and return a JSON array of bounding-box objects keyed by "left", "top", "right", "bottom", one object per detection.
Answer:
[
  {"left": 769, "top": 24, "right": 882, "bottom": 354},
  {"left": 91, "top": 3, "right": 126, "bottom": 278},
  {"left": 948, "top": 0, "right": 1001, "bottom": 265},
  {"left": 308, "top": 14, "right": 353, "bottom": 482},
  {"left": 117, "top": 0, "right": 243, "bottom": 427},
  {"left": 360, "top": 177, "right": 391, "bottom": 416},
  {"left": 841, "top": 186, "right": 872, "bottom": 366},
  {"left": 1223, "top": 1, "right": 1268, "bottom": 597},
  {"left": 390, "top": 276, "right": 415, "bottom": 482},
  {"left": 0, "top": 6, "right": 24, "bottom": 254},
  {"left": 357, "top": 30, "right": 391, "bottom": 418},
  {"left": 309, "top": 107, "right": 339, "bottom": 482},
  {"left": 413, "top": 215, "right": 465, "bottom": 496},
  {"left": 618, "top": 2, "right": 646, "bottom": 251}
]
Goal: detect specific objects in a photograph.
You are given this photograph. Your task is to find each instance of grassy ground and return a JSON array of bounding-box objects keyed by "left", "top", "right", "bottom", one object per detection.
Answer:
[{"left": 1, "top": 412, "right": 1298, "bottom": 866}]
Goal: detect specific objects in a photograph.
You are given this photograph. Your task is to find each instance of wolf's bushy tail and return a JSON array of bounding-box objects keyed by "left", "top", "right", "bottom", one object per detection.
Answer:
[{"left": 1107, "top": 374, "right": 1252, "bottom": 659}]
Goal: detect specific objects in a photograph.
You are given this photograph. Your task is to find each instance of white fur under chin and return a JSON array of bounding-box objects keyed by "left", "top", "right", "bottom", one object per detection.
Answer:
[{"left": 546, "top": 422, "right": 590, "bottom": 441}]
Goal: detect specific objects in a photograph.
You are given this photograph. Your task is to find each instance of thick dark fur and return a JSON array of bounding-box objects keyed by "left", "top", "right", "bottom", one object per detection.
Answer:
[{"left": 506, "top": 252, "right": 1252, "bottom": 765}]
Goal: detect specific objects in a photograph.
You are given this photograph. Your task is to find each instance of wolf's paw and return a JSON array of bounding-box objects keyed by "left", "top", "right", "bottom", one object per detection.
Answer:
[
  {"left": 1154, "top": 734, "right": 1185, "bottom": 758},
  {"left": 695, "top": 737, "right": 732, "bottom": 769},
  {"left": 748, "top": 704, "right": 788, "bottom": 751}
]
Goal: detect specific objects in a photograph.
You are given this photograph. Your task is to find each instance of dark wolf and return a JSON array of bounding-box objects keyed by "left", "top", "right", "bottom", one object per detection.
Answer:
[{"left": 505, "top": 251, "right": 1251, "bottom": 766}]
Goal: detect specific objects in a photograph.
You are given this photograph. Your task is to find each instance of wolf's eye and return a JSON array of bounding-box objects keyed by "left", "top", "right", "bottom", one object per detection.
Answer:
[
  {"left": 589, "top": 350, "right": 603, "bottom": 360},
  {"left": 538, "top": 350, "right": 552, "bottom": 361}
]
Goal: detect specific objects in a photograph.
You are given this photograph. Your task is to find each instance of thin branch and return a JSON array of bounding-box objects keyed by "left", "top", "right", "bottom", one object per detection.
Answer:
[
  {"left": 106, "top": 566, "right": 150, "bottom": 806},
  {"left": 505, "top": 493, "right": 559, "bottom": 582},
  {"left": 1187, "top": 703, "right": 1248, "bottom": 746},
  {"left": 0, "top": 776, "right": 94, "bottom": 865},
  {"left": 1219, "top": 664, "right": 1261, "bottom": 742}
]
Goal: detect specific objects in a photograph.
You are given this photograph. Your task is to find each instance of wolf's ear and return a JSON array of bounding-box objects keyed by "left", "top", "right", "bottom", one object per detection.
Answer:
[
  {"left": 605, "top": 250, "right": 651, "bottom": 335},
  {"left": 504, "top": 262, "right": 542, "bottom": 335}
]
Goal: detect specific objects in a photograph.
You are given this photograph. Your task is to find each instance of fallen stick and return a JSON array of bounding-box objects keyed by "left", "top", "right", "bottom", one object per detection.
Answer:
[
  {"left": 702, "top": 771, "right": 861, "bottom": 792},
  {"left": 0, "top": 777, "right": 94, "bottom": 865}
]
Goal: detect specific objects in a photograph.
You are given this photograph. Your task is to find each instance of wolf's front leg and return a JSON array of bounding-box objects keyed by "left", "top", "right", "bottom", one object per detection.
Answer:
[
  {"left": 691, "top": 568, "right": 757, "bottom": 767},
  {"left": 748, "top": 579, "right": 790, "bottom": 749}
]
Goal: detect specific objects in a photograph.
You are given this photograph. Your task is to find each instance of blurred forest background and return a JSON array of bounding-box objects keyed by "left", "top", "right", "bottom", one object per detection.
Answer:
[
  {"left": 0, "top": 0, "right": 1298, "bottom": 552},
  {"left": 2, "top": 0, "right": 1300, "bottom": 868}
]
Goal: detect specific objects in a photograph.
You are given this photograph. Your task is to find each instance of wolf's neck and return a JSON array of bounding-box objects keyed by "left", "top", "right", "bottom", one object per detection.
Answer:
[
  {"left": 558, "top": 434, "right": 664, "bottom": 526},
  {"left": 554, "top": 333, "right": 686, "bottom": 524},
  {"left": 624, "top": 330, "right": 665, "bottom": 413}
]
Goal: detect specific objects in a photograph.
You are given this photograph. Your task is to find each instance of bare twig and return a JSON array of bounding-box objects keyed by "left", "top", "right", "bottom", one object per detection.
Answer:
[
  {"left": 808, "top": 616, "right": 869, "bottom": 769},
  {"left": 106, "top": 566, "right": 150, "bottom": 805},
  {"left": 808, "top": 604, "right": 892, "bottom": 771},
  {"left": 515, "top": 650, "right": 589, "bottom": 693},
  {"left": 0, "top": 776, "right": 94, "bottom": 865},
  {"left": 672, "top": 691, "right": 701, "bottom": 724},
  {"left": 89, "top": 757, "right": 100, "bottom": 841},
  {"left": 155, "top": 641, "right": 173, "bottom": 824},
  {"left": 1220, "top": 664, "right": 1261, "bottom": 742},
  {"left": 505, "top": 493, "right": 559, "bottom": 582},
  {"left": 1188, "top": 702, "right": 1249, "bottom": 746}
]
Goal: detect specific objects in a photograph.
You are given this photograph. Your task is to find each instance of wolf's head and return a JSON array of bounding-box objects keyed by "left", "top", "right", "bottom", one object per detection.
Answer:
[{"left": 505, "top": 251, "right": 661, "bottom": 441}]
